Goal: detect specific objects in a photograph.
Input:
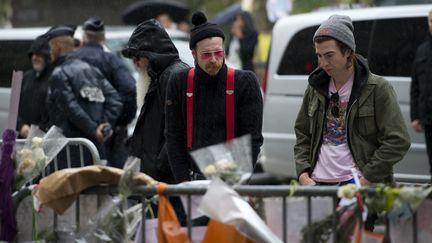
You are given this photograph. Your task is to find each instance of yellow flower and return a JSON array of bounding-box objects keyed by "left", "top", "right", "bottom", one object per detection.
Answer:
[
  {"left": 204, "top": 164, "right": 217, "bottom": 177},
  {"left": 18, "top": 158, "right": 36, "bottom": 175}
]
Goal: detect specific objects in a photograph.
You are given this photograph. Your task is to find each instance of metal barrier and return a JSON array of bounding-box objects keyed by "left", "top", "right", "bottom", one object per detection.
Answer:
[
  {"left": 394, "top": 173, "right": 431, "bottom": 185},
  {"left": 11, "top": 181, "right": 428, "bottom": 242},
  {"left": 80, "top": 184, "right": 425, "bottom": 243},
  {"left": 1, "top": 137, "right": 102, "bottom": 171}
]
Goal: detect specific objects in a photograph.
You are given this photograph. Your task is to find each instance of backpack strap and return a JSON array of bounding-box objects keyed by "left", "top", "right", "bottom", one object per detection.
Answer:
[{"left": 186, "top": 67, "right": 235, "bottom": 150}]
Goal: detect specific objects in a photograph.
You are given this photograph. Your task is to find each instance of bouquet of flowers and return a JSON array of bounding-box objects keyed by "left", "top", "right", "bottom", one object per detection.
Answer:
[
  {"left": 190, "top": 134, "right": 252, "bottom": 185},
  {"left": 13, "top": 125, "right": 68, "bottom": 190}
]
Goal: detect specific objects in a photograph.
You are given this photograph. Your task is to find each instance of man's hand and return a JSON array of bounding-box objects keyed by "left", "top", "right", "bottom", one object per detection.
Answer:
[
  {"left": 19, "top": 124, "right": 30, "bottom": 138},
  {"left": 359, "top": 176, "right": 370, "bottom": 186},
  {"left": 95, "top": 123, "right": 113, "bottom": 143},
  {"left": 411, "top": 119, "right": 423, "bottom": 133},
  {"left": 299, "top": 172, "right": 316, "bottom": 185}
]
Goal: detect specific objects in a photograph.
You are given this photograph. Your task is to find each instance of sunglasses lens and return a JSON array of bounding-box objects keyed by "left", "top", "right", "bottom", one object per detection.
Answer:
[
  {"left": 201, "top": 53, "right": 212, "bottom": 59},
  {"left": 214, "top": 51, "right": 225, "bottom": 58},
  {"left": 201, "top": 51, "right": 225, "bottom": 60}
]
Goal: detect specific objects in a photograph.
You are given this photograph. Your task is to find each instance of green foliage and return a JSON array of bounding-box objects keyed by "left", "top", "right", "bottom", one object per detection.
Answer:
[{"left": 292, "top": 0, "right": 375, "bottom": 14}]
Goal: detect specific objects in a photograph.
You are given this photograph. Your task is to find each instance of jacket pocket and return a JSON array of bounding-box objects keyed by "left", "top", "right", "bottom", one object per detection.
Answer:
[{"left": 358, "top": 103, "right": 376, "bottom": 136}]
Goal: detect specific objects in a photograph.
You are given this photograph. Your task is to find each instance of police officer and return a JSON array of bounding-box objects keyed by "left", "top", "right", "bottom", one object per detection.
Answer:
[{"left": 75, "top": 16, "right": 137, "bottom": 168}]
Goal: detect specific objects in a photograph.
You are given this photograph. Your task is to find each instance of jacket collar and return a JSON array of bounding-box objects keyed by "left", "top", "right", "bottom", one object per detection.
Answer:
[
  {"left": 195, "top": 62, "right": 228, "bottom": 86},
  {"left": 53, "top": 51, "right": 75, "bottom": 67},
  {"left": 308, "top": 54, "right": 371, "bottom": 104}
]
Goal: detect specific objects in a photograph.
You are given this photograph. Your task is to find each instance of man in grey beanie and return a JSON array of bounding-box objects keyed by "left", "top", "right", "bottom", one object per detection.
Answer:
[{"left": 294, "top": 14, "right": 410, "bottom": 229}]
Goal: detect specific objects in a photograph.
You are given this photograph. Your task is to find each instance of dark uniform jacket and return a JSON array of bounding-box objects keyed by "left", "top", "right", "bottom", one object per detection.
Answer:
[
  {"left": 48, "top": 53, "right": 122, "bottom": 139},
  {"left": 75, "top": 42, "right": 137, "bottom": 126}
]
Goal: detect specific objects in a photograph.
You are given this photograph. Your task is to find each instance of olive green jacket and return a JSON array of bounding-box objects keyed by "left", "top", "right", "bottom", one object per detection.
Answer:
[{"left": 294, "top": 57, "right": 410, "bottom": 183}]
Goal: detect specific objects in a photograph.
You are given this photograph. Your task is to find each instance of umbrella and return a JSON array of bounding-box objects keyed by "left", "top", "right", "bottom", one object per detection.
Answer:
[
  {"left": 122, "top": 0, "right": 190, "bottom": 25},
  {"left": 212, "top": 3, "right": 242, "bottom": 26}
]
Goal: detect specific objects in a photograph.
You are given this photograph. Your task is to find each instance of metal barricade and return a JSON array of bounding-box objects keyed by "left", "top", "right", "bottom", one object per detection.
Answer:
[
  {"left": 81, "top": 184, "right": 425, "bottom": 243},
  {"left": 4, "top": 137, "right": 102, "bottom": 241}
]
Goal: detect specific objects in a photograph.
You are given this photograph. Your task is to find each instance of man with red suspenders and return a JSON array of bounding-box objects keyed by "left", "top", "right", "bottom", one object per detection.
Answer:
[{"left": 165, "top": 11, "right": 264, "bottom": 183}]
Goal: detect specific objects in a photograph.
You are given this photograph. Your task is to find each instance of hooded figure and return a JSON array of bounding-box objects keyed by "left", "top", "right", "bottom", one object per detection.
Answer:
[
  {"left": 122, "top": 19, "right": 189, "bottom": 182},
  {"left": 17, "top": 35, "right": 53, "bottom": 137}
]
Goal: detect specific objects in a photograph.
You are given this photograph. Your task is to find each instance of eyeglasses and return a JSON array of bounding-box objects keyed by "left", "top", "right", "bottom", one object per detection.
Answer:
[
  {"left": 199, "top": 50, "right": 225, "bottom": 60},
  {"left": 330, "top": 92, "right": 340, "bottom": 118}
]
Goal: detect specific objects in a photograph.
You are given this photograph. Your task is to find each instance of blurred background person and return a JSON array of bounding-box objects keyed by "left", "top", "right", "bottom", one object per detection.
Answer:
[
  {"left": 156, "top": 13, "right": 177, "bottom": 30},
  {"left": 17, "top": 35, "right": 53, "bottom": 138},
  {"left": 225, "top": 11, "right": 258, "bottom": 72},
  {"left": 410, "top": 9, "right": 432, "bottom": 180},
  {"left": 45, "top": 25, "right": 122, "bottom": 168},
  {"left": 177, "top": 19, "right": 191, "bottom": 33},
  {"left": 75, "top": 16, "right": 137, "bottom": 168}
]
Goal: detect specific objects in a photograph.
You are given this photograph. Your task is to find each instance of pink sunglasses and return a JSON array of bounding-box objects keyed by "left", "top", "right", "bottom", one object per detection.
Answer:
[{"left": 200, "top": 50, "right": 225, "bottom": 60}]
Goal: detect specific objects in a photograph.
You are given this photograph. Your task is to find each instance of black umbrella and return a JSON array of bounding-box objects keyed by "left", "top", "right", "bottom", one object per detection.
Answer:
[
  {"left": 212, "top": 3, "right": 242, "bottom": 26},
  {"left": 122, "top": 0, "right": 190, "bottom": 25}
]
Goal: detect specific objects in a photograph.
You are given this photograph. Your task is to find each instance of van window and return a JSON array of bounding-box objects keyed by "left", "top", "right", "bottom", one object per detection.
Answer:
[
  {"left": 368, "top": 17, "right": 428, "bottom": 77},
  {"left": 277, "top": 26, "right": 317, "bottom": 75},
  {"left": 0, "top": 40, "right": 32, "bottom": 88}
]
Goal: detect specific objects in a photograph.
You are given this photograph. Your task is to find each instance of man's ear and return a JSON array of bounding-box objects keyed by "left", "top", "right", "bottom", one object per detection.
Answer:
[{"left": 191, "top": 49, "right": 197, "bottom": 60}]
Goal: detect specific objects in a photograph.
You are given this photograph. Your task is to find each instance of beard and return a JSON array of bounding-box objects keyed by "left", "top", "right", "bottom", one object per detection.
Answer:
[
  {"left": 32, "top": 62, "right": 45, "bottom": 73},
  {"left": 136, "top": 69, "right": 152, "bottom": 111},
  {"left": 204, "top": 60, "right": 223, "bottom": 76}
]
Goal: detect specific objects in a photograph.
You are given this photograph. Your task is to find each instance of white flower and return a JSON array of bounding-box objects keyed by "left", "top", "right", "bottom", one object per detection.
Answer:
[
  {"left": 215, "top": 159, "right": 238, "bottom": 172},
  {"left": 337, "top": 184, "right": 357, "bottom": 199},
  {"left": 204, "top": 164, "right": 217, "bottom": 177},
  {"left": 17, "top": 148, "right": 32, "bottom": 159},
  {"left": 33, "top": 147, "right": 47, "bottom": 163},
  {"left": 31, "top": 137, "right": 44, "bottom": 147},
  {"left": 18, "top": 158, "right": 36, "bottom": 175},
  {"left": 398, "top": 187, "right": 418, "bottom": 202}
]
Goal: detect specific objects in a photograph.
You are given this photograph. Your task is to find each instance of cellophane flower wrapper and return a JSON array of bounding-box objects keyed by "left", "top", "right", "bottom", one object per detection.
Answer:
[
  {"left": 13, "top": 125, "right": 67, "bottom": 190},
  {"left": 198, "top": 178, "right": 282, "bottom": 243},
  {"left": 75, "top": 157, "right": 142, "bottom": 242},
  {"left": 190, "top": 134, "right": 252, "bottom": 185}
]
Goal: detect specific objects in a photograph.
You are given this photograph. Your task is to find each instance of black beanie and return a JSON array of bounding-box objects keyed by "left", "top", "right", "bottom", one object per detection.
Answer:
[{"left": 189, "top": 11, "right": 225, "bottom": 50}]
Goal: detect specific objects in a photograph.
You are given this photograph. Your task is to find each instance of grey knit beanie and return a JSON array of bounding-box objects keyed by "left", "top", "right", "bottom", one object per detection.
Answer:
[{"left": 313, "top": 14, "right": 356, "bottom": 51}]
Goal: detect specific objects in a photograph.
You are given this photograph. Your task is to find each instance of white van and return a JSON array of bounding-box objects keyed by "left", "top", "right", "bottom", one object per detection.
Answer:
[
  {"left": 261, "top": 4, "right": 432, "bottom": 179},
  {"left": 0, "top": 26, "right": 194, "bottom": 133}
]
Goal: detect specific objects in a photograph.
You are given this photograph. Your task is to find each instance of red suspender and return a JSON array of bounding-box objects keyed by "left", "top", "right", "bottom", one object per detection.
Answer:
[
  {"left": 226, "top": 67, "right": 235, "bottom": 142},
  {"left": 186, "top": 68, "right": 195, "bottom": 150},
  {"left": 186, "top": 67, "right": 235, "bottom": 150}
]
